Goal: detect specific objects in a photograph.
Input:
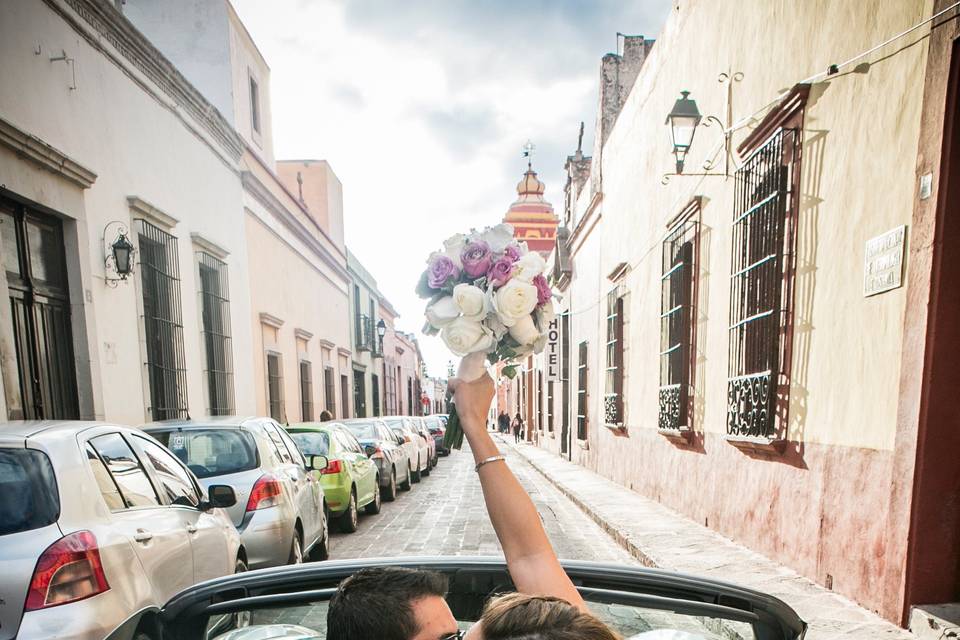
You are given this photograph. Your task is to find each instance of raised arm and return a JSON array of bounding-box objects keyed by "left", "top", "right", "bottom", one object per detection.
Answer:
[{"left": 450, "top": 374, "right": 586, "bottom": 611}]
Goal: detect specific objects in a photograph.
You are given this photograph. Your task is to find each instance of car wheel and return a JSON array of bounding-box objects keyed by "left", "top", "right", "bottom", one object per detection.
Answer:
[
  {"left": 339, "top": 488, "right": 359, "bottom": 533},
  {"left": 288, "top": 530, "right": 304, "bottom": 565},
  {"left": 383, "top": 468, "right": 398, "bottom": 502},
  {"left": 412, "top": 457, "right": 422, "bottom": 483},
  {"left": 399, "top": 463, "right": 412, "bottom": 491},
  {"left": 365, "top": 476, "right": 382, "bottom": 514},
  {"left": 308, "top": 507, "right": 330, "bottom": 561}
]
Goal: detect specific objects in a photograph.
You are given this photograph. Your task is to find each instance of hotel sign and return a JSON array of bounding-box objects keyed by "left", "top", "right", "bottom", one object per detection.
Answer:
[
  {"left": 544, "top": 315, "right": 561, "bottom": 383},
  {"left": 864, "top": 225, "right": 907, "bottom": 297}
]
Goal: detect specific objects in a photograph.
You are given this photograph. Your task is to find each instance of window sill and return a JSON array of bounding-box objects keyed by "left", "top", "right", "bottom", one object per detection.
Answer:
[
  {"left": 658, "top": 426, "right": 693, "bottom": 442},
  {"left": 604, "top": 423, "right": 629, "bottom": 436},
  {"left": 576, "top": 439, "right": 590, "bottom": 451},
  {"left": 725, "top": 434, "right": 786, "bottom": 454}
]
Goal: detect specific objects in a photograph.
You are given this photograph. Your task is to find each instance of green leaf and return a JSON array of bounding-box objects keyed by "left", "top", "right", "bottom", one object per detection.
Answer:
[
  {"left": 422, "top": 322, "right": 440, "bottom": 336},
  {"left": 502, "top": 365, "right": 518, "bottom": 379},
  {"left": 415, "top": 271, "right": 434, "bottom": 299}
]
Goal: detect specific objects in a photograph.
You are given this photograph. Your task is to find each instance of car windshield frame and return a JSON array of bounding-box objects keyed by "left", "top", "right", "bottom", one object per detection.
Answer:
[
  {"left": 146, "top": 427, "right": 261, "bottom": 479},
  {"left": 157, "top": 557, "right": 806, "bottom": 640},
  {"left": 340, "top": 421, "right": 380, "bottom": 440}
]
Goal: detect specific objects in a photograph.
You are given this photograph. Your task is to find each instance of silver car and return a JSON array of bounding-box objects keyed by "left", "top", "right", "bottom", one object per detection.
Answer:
[
  {"left": 0, "top": 421, "right": 242, "bottom": 640},
  {"left": 340, "top": 418, "right": 414, "bottom": 498},
  {"left": 144, "top": 417, "right": 329, "bottom": 570},
  {"left": 382, "top": 416, "right": 430, "bottom": 483}
]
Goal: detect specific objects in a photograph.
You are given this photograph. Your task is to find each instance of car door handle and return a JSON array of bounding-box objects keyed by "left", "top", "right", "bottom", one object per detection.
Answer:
[
  {"left": 186, "top": 524, "right": 198, "bottom": 534},
  {"left": 134, "top": 529, "right": 153, "bottom": 543}
]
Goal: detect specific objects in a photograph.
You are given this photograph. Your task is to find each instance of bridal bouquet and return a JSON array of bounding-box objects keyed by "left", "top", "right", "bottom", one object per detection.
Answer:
[{"left": 416, "top": 223, "right": 555, "bottom": 449}]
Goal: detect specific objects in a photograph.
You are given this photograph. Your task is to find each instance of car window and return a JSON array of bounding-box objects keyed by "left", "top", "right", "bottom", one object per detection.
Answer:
[
  {"left": 342, "top": 420, "right": 379, "bottom": 440},
  {"left": 338, "top": 429, "right": 362, "bottom": 454},
  {"left": 289, "top": 431, "right": 329, "bottom": 456},
  {"left": 149, "top": 428, "right": 259, "bottom": 478},
  {"left": 276, "top": 427, "right": 306, "bottom": 466},
  {"left": 86, "top": 444, "right": 125, "bottom": 511},
  {"left": 262, "top": 423, "right": 294, "bottom": 463},
  {"left": 89, "top": 433, "right": 160, "bottom": 508},
  {"left": 134, "top": 436, "right": 201, "bottom": 508},
  {"left": 0, "top": 447, "right": 59, "bottom": 535}
]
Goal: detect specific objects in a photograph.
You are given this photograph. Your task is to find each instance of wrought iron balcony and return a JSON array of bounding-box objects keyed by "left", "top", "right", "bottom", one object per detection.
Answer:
[{"left": 357, "top": 314, "right": 375, "bottom": 352}]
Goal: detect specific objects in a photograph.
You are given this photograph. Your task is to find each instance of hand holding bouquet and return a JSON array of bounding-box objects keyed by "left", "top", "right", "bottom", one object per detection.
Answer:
[{"left": 417, "top": 223, "right": 555, "bottom": 449}]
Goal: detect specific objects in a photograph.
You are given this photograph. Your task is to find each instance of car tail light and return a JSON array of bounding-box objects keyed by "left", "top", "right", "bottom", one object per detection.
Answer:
[
  {"left": 246, "top": 475, "right": 282, "bottom": 512},
  {"left": 322, "top": 459, "right": 343, "bottom": 475},
  {"left": 25, "top": 530, "right": 109, "bottom": 611}
]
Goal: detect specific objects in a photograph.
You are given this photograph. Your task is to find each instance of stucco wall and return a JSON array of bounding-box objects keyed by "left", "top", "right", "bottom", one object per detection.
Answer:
[
  {"left": 546, "top": 0, "right": 932, "bottom": 621},
  {"left": 0, "top": 0, "right": 255, "bottom": 424}
]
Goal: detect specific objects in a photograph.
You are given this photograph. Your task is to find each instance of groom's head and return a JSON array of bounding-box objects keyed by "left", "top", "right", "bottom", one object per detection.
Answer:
[{"left": 327, "top": 567, "right": 458, "bottom": 640}]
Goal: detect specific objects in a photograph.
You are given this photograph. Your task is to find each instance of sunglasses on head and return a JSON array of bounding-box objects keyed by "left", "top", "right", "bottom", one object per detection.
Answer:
[{"left": 439, "top": 631, "right": 466, "bottom": 640}]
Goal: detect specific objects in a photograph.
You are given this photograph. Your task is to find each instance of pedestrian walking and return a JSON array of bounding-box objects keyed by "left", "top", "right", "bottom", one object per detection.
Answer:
[
  {"left": 512, "top": 412, "right": 524, "bottom": 443},
  {"left": 498, "top": 411, "right": 510, "bottom": 434}
]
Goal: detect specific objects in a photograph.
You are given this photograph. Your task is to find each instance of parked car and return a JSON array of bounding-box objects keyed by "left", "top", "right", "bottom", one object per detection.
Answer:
[
  {"left": 340, "top": 417, "right": 413, "bottom": 498},
  {"left": 408, "top": 416, "right": 438, "bottom": 471},
  {"left": 383, "top": 416, "right": 430, "bottom": 482},
  {"left": 145, "top": 417, "right": 329, "bottom": 571},
  {"left": 0, "top": 421, "right": 242, "bottom": 640},
  {"left": 424, "top": 414, "right": 449, "bottom": 456},
  {"left": 285, "top": 423, "right": 380, "bottom": 533},
  {"left": 147, "top": 557, "right": 807, "bottom": 640}
]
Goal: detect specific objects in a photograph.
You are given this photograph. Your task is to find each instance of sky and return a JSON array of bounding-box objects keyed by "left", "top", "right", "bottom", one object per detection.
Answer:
[{"left": 230, "top": 0, "right": 673, "bottom": 376}]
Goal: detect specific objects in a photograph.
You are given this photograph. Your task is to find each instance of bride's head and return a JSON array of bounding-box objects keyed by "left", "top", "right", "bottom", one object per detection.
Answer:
[{"left": 477, "top": 593, "right": 621, "bottom": 640}]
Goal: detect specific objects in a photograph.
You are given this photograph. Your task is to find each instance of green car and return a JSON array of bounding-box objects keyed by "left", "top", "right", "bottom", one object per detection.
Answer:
[{"left": 286, "top": 422, "right": 381, "bottom": 533}]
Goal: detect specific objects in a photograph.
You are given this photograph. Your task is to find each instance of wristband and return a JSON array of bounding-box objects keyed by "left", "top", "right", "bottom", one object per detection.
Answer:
[{"left": 475, "top": 455, "right": 506, "bottom": 473}]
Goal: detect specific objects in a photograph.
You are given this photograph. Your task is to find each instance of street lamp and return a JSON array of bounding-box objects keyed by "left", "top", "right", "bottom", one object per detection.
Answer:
[
  {"left": 103, "top": 221, "right": 135, "bottom": 287},
  {"left": 376, "top": 318, "right": 386, "bottom": 354},
  {"left": 666, "top": 90, "right": 702, "bottom": 175}
]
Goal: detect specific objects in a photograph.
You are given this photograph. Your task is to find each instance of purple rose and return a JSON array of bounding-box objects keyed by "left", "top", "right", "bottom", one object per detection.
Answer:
[
  {"left": 427, "top": 254, "right": 459, "bottom": 289},
  {"left": 487, "top": 257, "right": 515, "bottom": 287},
  {"left": 461, "top": 240, "right": 492, "bottom": 279},
  {"left": 533, "top": 274, "right": 552, "bottom": 305},
  {"left": 504, "top": 244, "right": 521, "bottom": 262}
]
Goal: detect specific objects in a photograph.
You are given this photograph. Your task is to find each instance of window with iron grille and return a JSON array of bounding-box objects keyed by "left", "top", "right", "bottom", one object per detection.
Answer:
[
  {"left": 353, "top": 285, "right": 363, "bottom": 346},
  {"left": 727, "top": 127, "right": 800, "bottom": 439},
  {"left": 371, "top": 373, "right": 380, "bottom": 416},
  {"left": 354, "top": 370, "right": 367, "bottom": 417},
  {"left": 576, "top": 341, "right": 588, "bottom": 440},
  {"left": 561, "top": 312, "right": 570, "bottom": 451},
  {"left": 604, "top": 289, "right": 625, "bottom": 426},
  {"left": 137, "top": 219, "right": 189, "bottom": 421},
  {"left": 198, "top": 252, "right": 233, "bottom": 416},
  {"left": 266, "top": 352, "right": 283, "bottom": 421},
  {"left": 659, "top": 217, "right": 698, "bottom": 431},
  {"left": 536, "top": 371, "right": 543, "bottom": 431},
  {"left": 249, "top": 75, "right": 261, "bottom": 134},
  {"left": 547, "top": 381, "right": 554, "bottom": 432},
  {"left": 324, "top": 366, "right": 336, "bottom": 417},
  {"left": 299, "top": 360, "right": 313, "bottom": 421}
]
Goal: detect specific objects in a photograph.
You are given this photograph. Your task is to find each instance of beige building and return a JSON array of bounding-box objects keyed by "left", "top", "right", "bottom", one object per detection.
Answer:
[
  {"left": 126, "top": 0, "right": 355, "bottom": 425},
  {"left": 528, "top": 0, "right": 960, "bottom": 626},
  {"left": 0, "top": 0, "right": 258, "bottom": 424}
]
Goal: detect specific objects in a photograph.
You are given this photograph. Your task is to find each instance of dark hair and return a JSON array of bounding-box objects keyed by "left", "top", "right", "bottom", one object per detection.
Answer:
[
  {"left": 480, "top": 593, "right": 620, "bottom": 640},
  {"left": 319, "top": 410, "right": 333, "bottom": 422},
  {"left": 327, "top": 567, "right": 449, "bottom": 640}
]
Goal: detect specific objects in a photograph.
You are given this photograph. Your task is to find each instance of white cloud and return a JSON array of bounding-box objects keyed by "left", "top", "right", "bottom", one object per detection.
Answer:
[{"left": 230, "top": 0, "right": 670, "bottom": 375}]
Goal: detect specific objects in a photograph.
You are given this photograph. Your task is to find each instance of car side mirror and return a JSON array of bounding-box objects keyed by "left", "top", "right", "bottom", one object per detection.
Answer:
[
  {"left": 364, "top": 445, "right": 377, "bottom": 458},
  {"left": 207, "top": 484, "right": 237, "bottom": 509},
  {"left": 306, "top": 454, "right": 329, "bottom": 472}
]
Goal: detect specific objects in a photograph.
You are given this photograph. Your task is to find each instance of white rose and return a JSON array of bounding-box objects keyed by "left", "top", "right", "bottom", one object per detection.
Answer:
[
  {"left": 535, "top": 300, "right": 557, "bottom": 333},
  {"left": 452, "top": 284, "right": 486, "bottom": 321},
  {"left": 512, "top": 252, "right": 546, "bottom": 282},
  {"left": 425, "top": 296, "right": 459, "bottom": 328},
  {"left": 443, "top": 233, "right": 467, "bottom": 268},
  {"left": 481, "top": 223, "right": 515, "bottom": 253},
  {"left": 493, "top": 278, "right": 538, "bottom": 327},
  {"left": 441, "top": 317, "right": 495, "bottom": 356},
  {"left": 508, "top": 314, "right": 541, "bottom": 346}
]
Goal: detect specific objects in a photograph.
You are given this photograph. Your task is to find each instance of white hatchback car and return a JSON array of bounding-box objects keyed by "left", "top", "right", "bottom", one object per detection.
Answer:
[{"left": 0, "top": 421, "right": 242, "bottom": 640}]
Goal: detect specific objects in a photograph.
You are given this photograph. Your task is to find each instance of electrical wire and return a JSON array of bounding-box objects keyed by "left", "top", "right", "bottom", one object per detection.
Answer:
[{"left": 557, "top": 1, "right": 959, "bottom": 319}]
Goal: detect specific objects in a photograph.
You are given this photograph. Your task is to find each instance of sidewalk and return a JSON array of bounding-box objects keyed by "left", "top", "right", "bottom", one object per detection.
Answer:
[{"left": 501, "top": 437, "right": 915, "bottom": 640}]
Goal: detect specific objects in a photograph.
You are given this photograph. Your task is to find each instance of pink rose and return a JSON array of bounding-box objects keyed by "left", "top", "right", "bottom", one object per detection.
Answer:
[
  {"left": 461, "top": 240, "right": 492, "bottom": 279},
  {"left": 427, "top": 254, "right": 459, "bottom": 289},
  {"left": 533, "top": 274, "right": 552, "bottom": 306},
  {"left": 504, "top": 244, "right": 522, "bottom": 262},
  {"left": 487, "top": 257, "right": 515, "bottom": 287}
]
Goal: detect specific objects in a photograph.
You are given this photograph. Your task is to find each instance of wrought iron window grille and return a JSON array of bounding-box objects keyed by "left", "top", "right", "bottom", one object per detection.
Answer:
[
  {"left": 198, "top": 252, "right": 234, "bottom": 416},
  {"left": 726, "top": 127, "right": 800, "bottom": 442},
  {"left": 658, "top": 212, "right": 699, "bottom": 433},
  {"left": 299, "top": 360, "right": 313, "bottom": 422},
  {"left": 137, "top": 219, "right": 189, "bottom": 421},
  {"left": 604, "top": 289, "right": 625, "bottom": 428},
  {"left": 266, "top": 351, "right": 284, "bottom": 422},
  {"left": 576, "top": 341, "right": 589, "bottom": 440}
]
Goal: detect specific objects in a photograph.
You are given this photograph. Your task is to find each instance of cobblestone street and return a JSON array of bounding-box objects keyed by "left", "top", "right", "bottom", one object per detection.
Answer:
[{"left": 326, "top": 438, "right": 636, "bottom": 563}]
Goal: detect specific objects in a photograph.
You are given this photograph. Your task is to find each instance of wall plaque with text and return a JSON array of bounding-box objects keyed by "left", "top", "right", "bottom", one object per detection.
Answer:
[
  {"left": 864, "top": 225, "right": 907, "bottom": 297},
  {"left": 544, "top": 315, "right": 561, "bottom": 383}
]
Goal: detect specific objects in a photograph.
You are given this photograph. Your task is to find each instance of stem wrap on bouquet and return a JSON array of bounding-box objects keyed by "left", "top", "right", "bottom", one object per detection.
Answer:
[{"left": 444, "top": 351, "right": 487, "bottom": 450}]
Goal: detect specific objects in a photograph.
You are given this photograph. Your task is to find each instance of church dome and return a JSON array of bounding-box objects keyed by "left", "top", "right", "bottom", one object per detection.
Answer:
[
  {"left": 516, "top": 168, "right": 546, "bottom": 198},
  {"left": 503, "top": 162, "right": 558, "bottom": 258}
]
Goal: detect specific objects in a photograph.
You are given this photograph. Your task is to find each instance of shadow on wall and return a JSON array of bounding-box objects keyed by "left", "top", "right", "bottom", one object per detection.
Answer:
[{"left": 682, "top": 219, "right": 712, "bottom": 455}]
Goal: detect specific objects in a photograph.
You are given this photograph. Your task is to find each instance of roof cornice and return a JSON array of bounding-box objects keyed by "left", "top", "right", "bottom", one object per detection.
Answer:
[{"left": 45, "top": 0, "right": 244, "bottom": 161}]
